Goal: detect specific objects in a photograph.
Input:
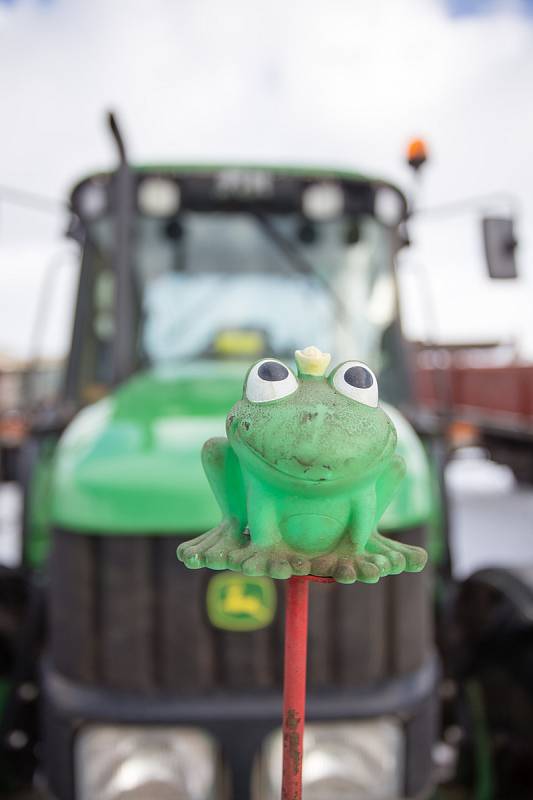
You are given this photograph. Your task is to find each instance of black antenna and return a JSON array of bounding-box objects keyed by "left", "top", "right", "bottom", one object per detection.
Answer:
[
  {"left": 107, "top": 111, "right": 127, "bottom": 165},
  {"left": 107, "top": 110, "right": 136, "bottom": 386}
]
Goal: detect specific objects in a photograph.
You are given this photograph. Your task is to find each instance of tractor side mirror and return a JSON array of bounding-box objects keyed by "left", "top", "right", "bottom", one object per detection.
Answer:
[{"left": 482, "top": 216, "right": 518, "bottom": 279}]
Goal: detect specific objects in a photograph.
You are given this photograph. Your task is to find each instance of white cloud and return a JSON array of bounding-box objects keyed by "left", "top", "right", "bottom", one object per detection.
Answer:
[{"left": 0, "top": 0, "right": 532, "bottom": 357}]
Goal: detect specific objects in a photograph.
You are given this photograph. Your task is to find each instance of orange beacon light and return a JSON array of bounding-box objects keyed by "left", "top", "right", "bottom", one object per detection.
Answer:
[{"left": 406, "top": 138, "right": 429, "bottom": 171}]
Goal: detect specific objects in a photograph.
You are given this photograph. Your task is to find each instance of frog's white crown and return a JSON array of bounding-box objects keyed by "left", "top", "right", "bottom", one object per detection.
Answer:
[{"left": 295, "top": 346, "right": 331, "bottom": 377}]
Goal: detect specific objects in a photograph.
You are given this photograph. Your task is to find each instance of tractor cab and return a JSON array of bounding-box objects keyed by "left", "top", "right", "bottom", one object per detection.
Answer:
[{"left": 65, "top": 166, "right": 411, "bottom": 408}]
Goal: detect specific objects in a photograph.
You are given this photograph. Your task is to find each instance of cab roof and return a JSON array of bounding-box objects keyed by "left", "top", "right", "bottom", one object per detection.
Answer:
[
  {"left": 70, "top": 162, "right": 406, "bottom": 200},
  {"left": 69, "top": 163, "right": 408, "bottom": 225}
]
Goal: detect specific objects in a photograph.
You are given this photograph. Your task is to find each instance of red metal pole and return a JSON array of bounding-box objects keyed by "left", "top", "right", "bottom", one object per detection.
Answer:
[{"left": 281, "top": 575, "right": 309, "bottom": 800}]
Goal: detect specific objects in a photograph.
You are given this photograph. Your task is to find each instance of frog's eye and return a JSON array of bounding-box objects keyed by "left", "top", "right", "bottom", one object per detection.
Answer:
[
  {"left": 332, "top": 361, "right": 378, "bottom": 407},
  {"left": 245, "top": 359, "right": 299, "bottom": 403}
]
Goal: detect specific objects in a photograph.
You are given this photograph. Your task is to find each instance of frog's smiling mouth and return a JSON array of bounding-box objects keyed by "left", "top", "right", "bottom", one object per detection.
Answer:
[
  {"left": 248, "top": 445, "right": 345, "bottom": 483},
  {"left": 232, "top": 425, "right": 394, "bottom": 484}
]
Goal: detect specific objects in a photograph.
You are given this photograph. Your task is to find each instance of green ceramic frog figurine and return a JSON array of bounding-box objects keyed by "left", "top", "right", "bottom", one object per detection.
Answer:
[{"left": 177, "top": 346, "right": 427, "bottom": 584}]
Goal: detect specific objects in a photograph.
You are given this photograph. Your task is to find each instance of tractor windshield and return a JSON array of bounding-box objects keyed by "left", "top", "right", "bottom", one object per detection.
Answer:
[
  {"left": 140, "top": 212, "right": 394, "bottom": 364},
  {"left": 85, "top": 211, "right": 396, "bottom": 368},
  {"left": 67, "top": 171, "right": 409, "bottom": 405}
]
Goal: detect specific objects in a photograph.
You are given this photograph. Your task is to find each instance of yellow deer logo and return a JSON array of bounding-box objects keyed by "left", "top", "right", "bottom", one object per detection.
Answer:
[{"left": 207, "top": 574, "right": 277, "bottom": 631}]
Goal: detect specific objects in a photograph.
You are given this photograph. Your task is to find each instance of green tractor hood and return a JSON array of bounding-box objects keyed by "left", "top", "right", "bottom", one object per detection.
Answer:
[{"left": 51, "top": 362, "right": 431, "bottom": 535}]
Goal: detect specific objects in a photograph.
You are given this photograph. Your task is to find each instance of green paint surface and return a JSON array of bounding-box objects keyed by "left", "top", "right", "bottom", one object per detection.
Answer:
[
  {"left": 51, "top": 362, "right": 246, "bottom": 533},
  {"left": 381, "top": 404, "right": 432, "bottom": 531},
  {"left": 49, "top": 361, "right": 431, "bottom": 545}
]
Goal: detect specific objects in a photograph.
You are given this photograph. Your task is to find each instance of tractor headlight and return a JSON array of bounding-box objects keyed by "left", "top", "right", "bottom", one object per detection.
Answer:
[
  {"left": 256, "top": 718, "right": 404, "bottom": 800},
  {"left": 76, "top": 179, "right": 109, "bottom": 221},
  {"left": 302, "top": 182, "right": 344, "bottom": 221},
  {"left": 138, "top": 177, "right": 181, "bottom": 217},
  {"left": 75, "top": 724, "right": 219, "bottom": 800},
  {"left": 373, "top": 186, "right": 405, "bottom": 227}
]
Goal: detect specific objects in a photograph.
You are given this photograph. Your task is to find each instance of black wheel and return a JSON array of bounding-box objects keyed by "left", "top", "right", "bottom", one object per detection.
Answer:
[{"left": 450, "top": 568, "right": 533, "bottom": 799}]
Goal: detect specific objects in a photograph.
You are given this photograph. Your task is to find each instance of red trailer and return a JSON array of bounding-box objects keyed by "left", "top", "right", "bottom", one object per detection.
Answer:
[{"left": 415, "top": 343, "right": 533, "bottom": 482}]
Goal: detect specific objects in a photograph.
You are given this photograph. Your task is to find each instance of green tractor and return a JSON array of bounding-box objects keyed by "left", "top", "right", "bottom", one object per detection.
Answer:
[{"left": 0, "top": 116, "right": 444, "bottom": 800}]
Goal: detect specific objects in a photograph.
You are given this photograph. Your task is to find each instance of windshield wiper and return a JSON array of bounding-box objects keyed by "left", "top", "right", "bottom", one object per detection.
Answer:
[{"left": 251, "top": 211, "right": 351, "bottom": 325}]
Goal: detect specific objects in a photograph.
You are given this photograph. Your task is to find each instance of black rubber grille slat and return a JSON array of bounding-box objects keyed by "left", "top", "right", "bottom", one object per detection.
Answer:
[
  {"left": 159, "top": 544, "right": 215, "bottom": 692},
  {"left": 49, "top": 532, "right": 97, "bottom": 682},
  {"left": 97, "top": 537, "right": 154, "bottom": 691},
  {"left": 216, "top": 626, "right": 275, "bottom": 690},
  {"left": 334, "top": 581, "right": 388, "bottom": 687},
  {"left": 388, "top": 528, "right": 434, "bottom": 676},
  {"left": 49, "top": 526, "right": 432, "bottom": 695},
  {"left": 307, "top": 580, "right": 335, "bottom": 687}
]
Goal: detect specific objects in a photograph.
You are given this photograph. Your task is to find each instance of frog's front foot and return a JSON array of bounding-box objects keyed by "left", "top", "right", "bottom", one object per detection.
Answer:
[
  {"left": 177, "top": 518, "right": 246, "bottom": 570},
  {"left": 227, "top": 542, "right": 313, "bottom": 581},
  {"left": 178, "top": 524, "right": 312, "bottom": 579},
  {"left": 178, "top": 527, "right": 427, "bottom": 584},
  {"left": 224, "top": 531, "right": 427, "bottom": 584},
  {"left": 310, "top": 532, "right": 427, "bottom": 585},
  {"left": 366, "top": 531, "right": 427, "bottom": 575}
]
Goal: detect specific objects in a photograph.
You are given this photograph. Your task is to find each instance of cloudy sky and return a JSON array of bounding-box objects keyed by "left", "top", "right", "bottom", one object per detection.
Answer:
[{"left": 0, "top": 0, "right": 532, "bottom": 359}]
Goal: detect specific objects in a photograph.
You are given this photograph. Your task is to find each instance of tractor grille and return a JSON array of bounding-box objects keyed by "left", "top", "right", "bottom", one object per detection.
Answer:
[{"left": 49, "top": 527, "right": 433, "bottom": 694}]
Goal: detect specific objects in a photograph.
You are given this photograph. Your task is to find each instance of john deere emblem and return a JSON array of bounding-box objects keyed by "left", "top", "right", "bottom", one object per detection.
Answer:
[{"left": 206, "top": 573, "right": 277, "bottom": 632}]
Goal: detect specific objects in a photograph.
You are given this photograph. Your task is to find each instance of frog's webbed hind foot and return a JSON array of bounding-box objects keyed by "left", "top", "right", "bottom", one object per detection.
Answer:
[
  {"left": 366, "top": 531, "right": 428, "bottom": 575},
  {"left": 177, "top": 518, "right": 245, "bottom": 570},
  {"left": 310, "top": 551, "right": 385, "bottom": 584},
  {"left": 178, "top": 526, "right": 427, "bottom": 584},
  {"left": 227, "top": 543, "right": 312, "bottom": 581},
  {"left": 178, "top": 527, "right": 313, "bottom": 579},
  {"left": 309, "top": 532, "right": 427, "bottom": 585}
]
